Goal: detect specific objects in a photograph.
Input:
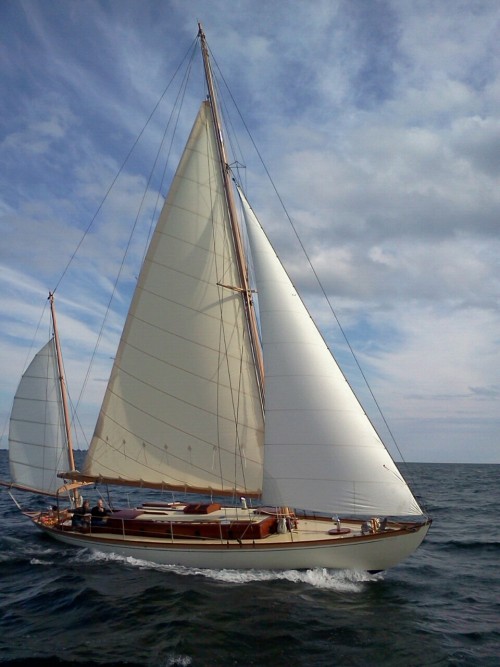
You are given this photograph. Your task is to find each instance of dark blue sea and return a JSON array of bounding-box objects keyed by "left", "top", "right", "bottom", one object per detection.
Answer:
[{"left": 1, "top": 452, "right": 498, "bottom": 666}]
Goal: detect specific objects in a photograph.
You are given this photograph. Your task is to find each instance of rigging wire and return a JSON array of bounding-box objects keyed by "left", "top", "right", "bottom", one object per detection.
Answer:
[
  {"left": 52, "top": 36, "right": 199, "bottom": 295},
  {"left": 45, "top": 39, "right": 196, "bottom": 445},
  {"left": 63, "top": 41, "right": 199, "bottom": 435},
  {"left": 8, "top": 28, "right": 424, "bottom": 509},
  {"left": 140, "top": 44, "right": 197, "bottom": 267},
  {"left": 209, "top": 50, "right": 422, "bottom": 493}
]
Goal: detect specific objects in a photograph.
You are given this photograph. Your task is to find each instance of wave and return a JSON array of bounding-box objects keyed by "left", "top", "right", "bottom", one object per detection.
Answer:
[
  {"left": 0, "top": 660, "right": 150, "bottom": 667},
  {"left": 1, "top": 660, "right": 193, "bottom": 667},
  {"left": 434, "top": 540, "right": 500, "bottom": 552},
  {"left": 0, "top": 538, "right": 59, "bottom": 566}
]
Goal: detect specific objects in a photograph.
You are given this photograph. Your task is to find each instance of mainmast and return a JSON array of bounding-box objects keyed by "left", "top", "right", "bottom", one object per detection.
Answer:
[
  {"left": 198, "top": 23, "right": 265, "bottom": 403},
  {"left": 48, "top": 292, "right": 76, "bottom": 472}
]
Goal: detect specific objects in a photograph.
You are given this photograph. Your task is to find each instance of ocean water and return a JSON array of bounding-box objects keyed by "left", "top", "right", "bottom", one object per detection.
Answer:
[{"left": 0, "top": 453, "right": 498, "bottom": 666}]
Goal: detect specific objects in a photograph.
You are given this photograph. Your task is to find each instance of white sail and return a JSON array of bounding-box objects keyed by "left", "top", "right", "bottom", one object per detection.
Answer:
[
  {"left": 238, "top": 188, "right": 422, "bottom": 517},
  {"left": 83, "top": 102, "right": 264, "bottom": 496},
  {"left": 9, "top": 339, "right": 71, "bottom": 496}
]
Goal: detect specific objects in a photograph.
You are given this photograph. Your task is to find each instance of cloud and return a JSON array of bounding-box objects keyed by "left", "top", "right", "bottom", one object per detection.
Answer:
[{"left": 1, "top": 0, "right": 499, "bottom": 463}]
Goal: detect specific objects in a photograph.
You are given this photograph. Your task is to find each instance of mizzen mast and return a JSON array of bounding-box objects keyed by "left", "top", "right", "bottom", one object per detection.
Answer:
[
  {"left": 198, "top": 23, "right": 265, "bottom": 403},
  {"left": 48, "top": 292, "right": 76, "bottom": 472}
]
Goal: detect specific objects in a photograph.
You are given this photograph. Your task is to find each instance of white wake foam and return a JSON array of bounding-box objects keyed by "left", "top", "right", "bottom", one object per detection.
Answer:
[{"left": 84, "top": 550, "right": 382, "bottom": 591}]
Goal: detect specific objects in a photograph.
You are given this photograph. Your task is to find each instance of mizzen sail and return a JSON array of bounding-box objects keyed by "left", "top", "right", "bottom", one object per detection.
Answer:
[
  {"left": 83, "top": 102, "right": 264, "bottom": 496},
  {"left": 238, "top": 188, "right": 422, "bottom": 517},
  {"left": 9, "top": 339, "right": 71, "bottom": 496}
]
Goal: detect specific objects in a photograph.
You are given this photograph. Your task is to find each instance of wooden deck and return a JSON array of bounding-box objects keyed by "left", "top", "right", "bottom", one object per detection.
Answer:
[{"left": 40, "top": 501, "right": 405, "bottom": 547}]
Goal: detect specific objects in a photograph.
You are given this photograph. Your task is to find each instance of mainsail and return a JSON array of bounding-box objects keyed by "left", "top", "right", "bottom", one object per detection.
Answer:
[
  {"left": 238, "top": 188, "right": 422, "bottom": 517},
  {"left": 9, "top": 339, "right": 71, "bottom": 496},
  {"left": 82, "top": 102, "right": 265, "bottom": 496}
]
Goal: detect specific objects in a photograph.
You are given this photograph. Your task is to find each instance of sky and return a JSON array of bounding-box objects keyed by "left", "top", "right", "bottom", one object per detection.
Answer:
[{"left": 1, "top": 0, "right": 499, "bottom": 464}]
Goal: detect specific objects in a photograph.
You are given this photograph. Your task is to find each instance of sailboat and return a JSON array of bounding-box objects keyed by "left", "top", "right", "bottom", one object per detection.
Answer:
[{"left": 1, "top": 25, "right": 430, "bottom": 572}]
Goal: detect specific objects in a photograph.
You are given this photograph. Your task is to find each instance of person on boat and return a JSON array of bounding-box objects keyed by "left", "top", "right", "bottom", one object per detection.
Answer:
[
  {"left": 71, "top": 499, "right": 91, "bottom": 528},
  {"left": 91, "top": 499, "right": 111, "bottom": 525}
]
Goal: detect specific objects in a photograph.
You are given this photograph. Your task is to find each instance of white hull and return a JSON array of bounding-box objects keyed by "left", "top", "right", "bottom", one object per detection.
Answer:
[{"left": 34, "top": 517, "right": 431, "bottom": 572}]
